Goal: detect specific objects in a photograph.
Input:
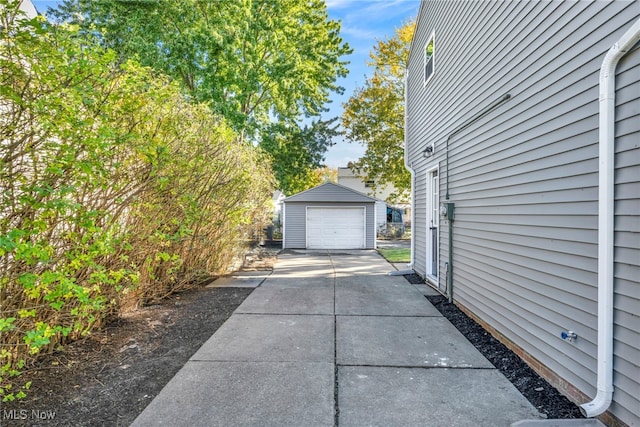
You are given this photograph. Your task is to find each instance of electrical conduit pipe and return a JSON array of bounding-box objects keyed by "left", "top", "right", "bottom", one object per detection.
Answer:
[{"left": 580, "top": 17, "right": 640, "bottom": 419}]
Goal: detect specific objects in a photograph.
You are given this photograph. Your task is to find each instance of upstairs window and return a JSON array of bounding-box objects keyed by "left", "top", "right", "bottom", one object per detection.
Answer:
[{"left": 424, "top": 34, "right": 434, "bottom": 84}]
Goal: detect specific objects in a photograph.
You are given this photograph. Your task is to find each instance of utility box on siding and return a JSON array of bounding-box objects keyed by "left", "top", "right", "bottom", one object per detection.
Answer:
[{"left": 282, "top": 183, "right": 377, "bottom": 249}]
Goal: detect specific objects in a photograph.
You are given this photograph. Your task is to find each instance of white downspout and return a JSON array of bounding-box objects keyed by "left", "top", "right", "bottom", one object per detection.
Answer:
[
  {"left": 580, "top": 17, "right": 640, "bottom": 419},
  {"left": 407, "top": 168, "right": 415, "bottom": 268},
  {"left": 403, "top": 70, "right": 415, "bottom": 268}
]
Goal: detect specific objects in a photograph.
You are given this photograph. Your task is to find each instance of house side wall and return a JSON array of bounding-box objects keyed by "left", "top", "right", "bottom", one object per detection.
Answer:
[
  {"left": 406, "top": 1, "right": 639, "bottom": 425},
  {"left": 337, "top": 167, "right": 398, "bottom": 201},
  {"left": 375, "top": 201, "right": 387, "bottom": 229},
  {"left": 613, "top": 23, "right": 640, "bottom": 427},
  {"left": 283, "top": 202, "right": 376, "bottom": 249},
  {"left": 19, "top": 0, "right": 37, "bottom": 18}
]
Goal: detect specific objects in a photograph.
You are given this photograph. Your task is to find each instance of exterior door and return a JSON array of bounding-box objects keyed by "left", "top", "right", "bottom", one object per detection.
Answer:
[{"left": 427, "top": 170, "right": 438, "bottom": 278}]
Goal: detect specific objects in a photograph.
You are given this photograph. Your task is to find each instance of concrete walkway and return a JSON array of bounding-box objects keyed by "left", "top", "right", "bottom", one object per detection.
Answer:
[{"left": 132, "top": 250, "right": 541, "bottom": 427}]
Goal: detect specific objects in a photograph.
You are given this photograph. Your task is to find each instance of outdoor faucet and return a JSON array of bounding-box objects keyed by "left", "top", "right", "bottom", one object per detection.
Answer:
[{"left": 560, "top": 330, "right": 578, "bottom": 343}]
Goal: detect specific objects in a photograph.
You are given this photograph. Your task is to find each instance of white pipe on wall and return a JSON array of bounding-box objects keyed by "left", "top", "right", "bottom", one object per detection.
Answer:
[
  {"left": 403, "top": 70, "right": 416, "bottom": 268},
  {"left": 407, "top": 166, "right": 415, "bottom": 268},
  {"left": 580, "top": 17, "right": 640, "bottom": 419}
]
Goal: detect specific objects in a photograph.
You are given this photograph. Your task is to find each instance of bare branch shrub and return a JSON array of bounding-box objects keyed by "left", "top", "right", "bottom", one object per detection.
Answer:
[{"left": 0, "top": 4, "right": 273, "bottom": 400}]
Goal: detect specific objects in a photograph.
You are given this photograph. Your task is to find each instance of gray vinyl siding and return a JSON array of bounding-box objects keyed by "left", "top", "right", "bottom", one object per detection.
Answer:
[
  {"left": 283, "top": 202, "right": 375, "bottom": 249},
  {"left": 613, "top": 32, "right": 640, "bottom": 427},
  {"left": 411, "top": 168, "right": 427, "bottom": 277},
  {"left": 406, "top": 1, "right": 639, "bottom": 425},
  {"left": 283, "top": 203, "right": 307, "bottom": 249}
]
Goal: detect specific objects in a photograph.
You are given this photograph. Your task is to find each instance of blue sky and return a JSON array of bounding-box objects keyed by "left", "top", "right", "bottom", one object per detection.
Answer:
[
  {"left": 31, "top": 0, "right": 420, "bottom": 168},
  {"left": 323, "top": 0, "right": 419, "bottom": 167}
]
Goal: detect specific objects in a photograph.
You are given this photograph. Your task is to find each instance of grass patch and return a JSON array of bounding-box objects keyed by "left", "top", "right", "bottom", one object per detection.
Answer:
[{"left": 377, "top": 248, "right": 411, "bottom": 263}]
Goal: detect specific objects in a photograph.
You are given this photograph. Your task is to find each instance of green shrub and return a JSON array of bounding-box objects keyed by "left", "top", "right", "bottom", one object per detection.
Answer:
[{"left": 0, "top": 3, "right": 273, "bottom": 401}]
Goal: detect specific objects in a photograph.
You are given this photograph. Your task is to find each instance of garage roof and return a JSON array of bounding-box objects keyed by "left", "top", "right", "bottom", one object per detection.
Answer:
[{"left": 284, "top": 183, "right": 376, "bottom": 203}]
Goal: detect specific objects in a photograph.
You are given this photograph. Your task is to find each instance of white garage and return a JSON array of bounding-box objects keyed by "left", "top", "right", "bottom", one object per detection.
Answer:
[{"left": 282, "top": 183, "right": 376, "bottom": 250}]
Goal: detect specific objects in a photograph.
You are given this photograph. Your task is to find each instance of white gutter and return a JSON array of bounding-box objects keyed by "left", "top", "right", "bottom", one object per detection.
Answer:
[{"left": 580, "top": 17, "right": 640, "bottom": 419}]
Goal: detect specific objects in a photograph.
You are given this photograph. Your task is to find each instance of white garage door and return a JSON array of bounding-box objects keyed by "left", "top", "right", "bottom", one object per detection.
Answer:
[{"left": 306, "top": 207, "right": 365, "bottom": 249}]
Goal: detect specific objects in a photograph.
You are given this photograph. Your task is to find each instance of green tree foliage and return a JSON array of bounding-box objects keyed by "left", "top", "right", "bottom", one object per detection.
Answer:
[
  {"left": 341, "top": 20, "right": 415, "bottom": 202},
  {"left": 315, "top": 166, "right": 338, "bottom": 184},
  {"left": 52, "top": 0, "right": 352, "bottom": 190},
  {"left": 0, "top": 3, "right": 273, "bottom": 400},
  {"left": 260, "top": 118, "right": 339, "bottom": 195}
]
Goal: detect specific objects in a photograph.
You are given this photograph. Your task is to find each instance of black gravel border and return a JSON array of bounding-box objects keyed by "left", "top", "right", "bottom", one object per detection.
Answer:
[{"left": 404, "top": 273, "right": 584, "bottom": 419}]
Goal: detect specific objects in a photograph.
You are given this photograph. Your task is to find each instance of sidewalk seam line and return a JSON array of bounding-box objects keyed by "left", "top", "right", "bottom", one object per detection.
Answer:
[
  {"left": 336, "top": 363, "right": 496, "bottom": 370},
  {"left": 329, "top": 252, "right": 339, "bottom": 427},
  {"left": 334, "top": 314, "right": 443, "bottom": 318}
]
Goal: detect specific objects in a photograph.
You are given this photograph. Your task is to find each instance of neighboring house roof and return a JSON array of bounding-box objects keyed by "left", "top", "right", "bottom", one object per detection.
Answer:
[
  {"left": 284, "top": 182, "right": 376, "bottom": 203},
  {"left": 19, "top": 0, "right": 37, "bottom": 18},
  {"left": 272, "top": 190, "right": 285, "bottom": 202},
  {"left": 337, "top": 167, "right": 409, "bottom": 205}
]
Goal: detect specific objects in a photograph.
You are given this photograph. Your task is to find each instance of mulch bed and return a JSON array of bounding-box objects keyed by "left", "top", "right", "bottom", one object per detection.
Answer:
[{"left": 404, "top": 273, "right": 584, "bottom": 419}]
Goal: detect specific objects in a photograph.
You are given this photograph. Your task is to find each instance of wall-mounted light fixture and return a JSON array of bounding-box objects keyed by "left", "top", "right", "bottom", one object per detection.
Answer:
[{"left": 422, "top": 144, "right": 434, "bottom": 157}]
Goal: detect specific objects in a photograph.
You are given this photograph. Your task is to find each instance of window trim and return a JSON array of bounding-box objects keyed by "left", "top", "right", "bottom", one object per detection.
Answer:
[{"left": 424, "top": 32, "right": 435, "bottom": 86}]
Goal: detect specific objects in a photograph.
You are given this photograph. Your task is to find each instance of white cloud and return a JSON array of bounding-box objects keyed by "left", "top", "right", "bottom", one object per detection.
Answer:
[
  {"left": 325, "top": 0, "right": 359, "bottom": 10},
  {"left": 324, "top": 140, "right": 366, "bottom": 168},
  {"left": 336, "top": 0, "right": 419, "bottom": 22},
  {"left": 341, "top": 25, "right": 379, "bottom": 40}
]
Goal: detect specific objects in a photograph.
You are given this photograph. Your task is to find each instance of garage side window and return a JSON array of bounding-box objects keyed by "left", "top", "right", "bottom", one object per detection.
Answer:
[{"left": 424, "top": 33, "right": 434, "bottom": 85}]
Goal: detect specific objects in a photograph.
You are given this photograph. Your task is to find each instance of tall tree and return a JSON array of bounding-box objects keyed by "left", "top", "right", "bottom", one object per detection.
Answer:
[
  {"left": 52, "top": 0, "right": 351, "bottom": 190},
  {"left": 260, "top": 117, "right": 338, "bottom": 195},
  {"left": 315, "top": 166, "right": 338, "bottom": 184},
  {"left": 341, "top": 20, "right": 414, "bottom": 202}
]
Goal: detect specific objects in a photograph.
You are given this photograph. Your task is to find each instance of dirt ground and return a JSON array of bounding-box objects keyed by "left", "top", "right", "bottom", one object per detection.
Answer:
[
  {"left": 0, "top": 246, "right": 277, "bottom": 427},
  {"left": 2, "top": 249, "right": 583, "bottom": 426},
  {"left": 2, "top": 286, "right": 253, "bottom": 427}
]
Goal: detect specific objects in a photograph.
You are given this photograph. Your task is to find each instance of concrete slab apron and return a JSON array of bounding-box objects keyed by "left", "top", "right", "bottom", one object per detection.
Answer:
[
  {"left": 339, "top": 367, "right": 541, "bottom": 427},
  {"left": 132, "top": 252, "right": 336, "bottom": 427},
  {"left": 131, "top": 361, "right": 334, "bottom": 427},
  {"left": 337, "top": 316, "right": 492, "bottom": 368},
  {"left": 191, "top": 314, "right": 333, "bottom": 362},
  {"left": 132, "top": 251, "right": 541, "bottom": 427},
  {"left": 333, "top": 251, "right": 541, "bottom": 427},
  {"left": 206, "top": 270, "right": 271, "bottom": 288},
  {"left": 335, "top": 275, "right": 441, "bottom": 316},
  {"left": 235, "top": 281, "right": 335, "bottom": 315}
]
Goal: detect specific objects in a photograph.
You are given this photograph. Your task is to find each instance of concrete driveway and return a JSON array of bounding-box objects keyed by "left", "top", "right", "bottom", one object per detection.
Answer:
[{"left": 132, "top": 250, "right": 541, "bottom": 427}]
